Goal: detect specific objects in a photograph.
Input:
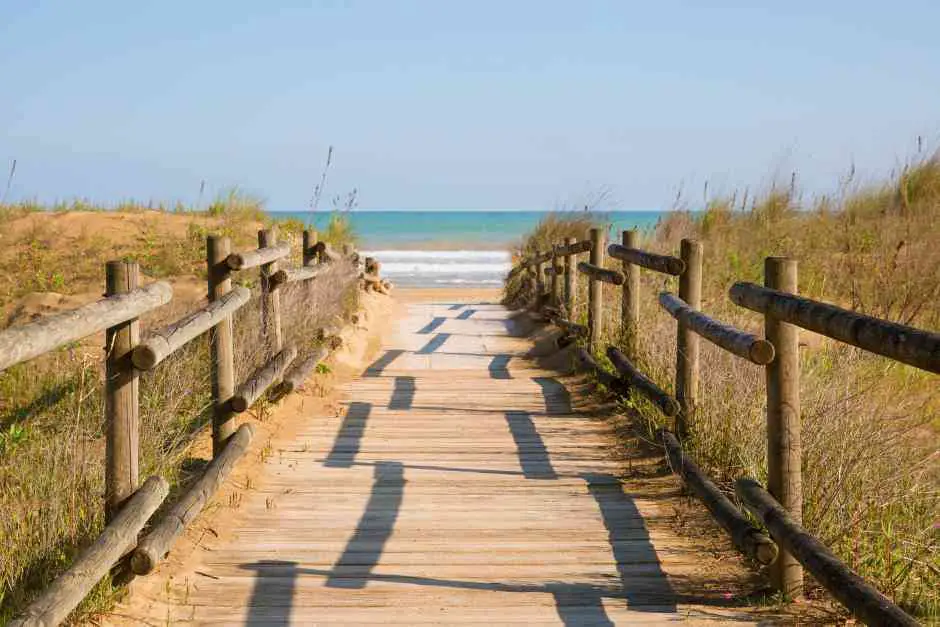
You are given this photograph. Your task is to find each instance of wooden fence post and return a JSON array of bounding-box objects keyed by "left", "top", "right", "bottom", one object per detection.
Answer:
[
  {"left": 533, "top": 253, "right": 544, "bottom": 310},
  {"left": 259, "top": 228, "right": 283, "bottom": 352},
  {"left": 207, "top": 235, "right": 236, "bottom": 456},
  {"left": 105, "top": 260, "right": 140, "bottom": 519},
  {"left": 621, "top": 229, "right": 640, "bottom": 359},
  {"left": 302, "top": 229, "right": 318, "bottom": 266},
  {"left": 588, "top": 228, "right": 605, "bottom": 351},
  {"left": 564, "top": 237, "right": 576, "bottom": 317},
  {"left": 675, "top": 239, "right": 702, "bottom": 437},
  {"left": 549, "top": 246, "right": 560, "bottom": 308},
  {"left": 764, "top": 256, "right": 803, "bottom": 598}
]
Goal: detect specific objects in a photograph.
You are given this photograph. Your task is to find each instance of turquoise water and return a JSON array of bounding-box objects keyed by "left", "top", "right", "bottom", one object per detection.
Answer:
[
  {"left": 267, "top": 210, "right": 664, "bottom": 250},
  {"left": 266, "top": 210, "right": 666, "bottom": 287}
]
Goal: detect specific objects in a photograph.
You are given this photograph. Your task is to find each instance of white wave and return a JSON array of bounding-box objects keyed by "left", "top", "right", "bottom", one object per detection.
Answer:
[
  {"left": 367, "top": 249, "right": 510, "bottom": 287},
  {"left": 380, "top": 262, "right": 510, "bottom": 275},
  {"left": 361, "top": 250, "right": 511, "bottom": 261}
]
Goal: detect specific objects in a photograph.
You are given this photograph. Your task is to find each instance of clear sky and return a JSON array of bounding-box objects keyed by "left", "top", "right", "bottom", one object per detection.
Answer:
[{"left": 2, "top": 1, "right": 938, "bottom": 211}]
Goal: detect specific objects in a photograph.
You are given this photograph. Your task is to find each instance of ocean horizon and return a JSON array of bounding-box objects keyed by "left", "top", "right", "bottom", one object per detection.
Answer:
[{"left": 267, "top": 209, "right": 668, "bottom": 288}]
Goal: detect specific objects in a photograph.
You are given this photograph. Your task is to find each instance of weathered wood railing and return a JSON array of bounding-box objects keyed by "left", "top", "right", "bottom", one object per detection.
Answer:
[
  {"left": 514, "top": 229, "right": 934, "bottom": 626},
  {"left": 2, "top": 228, "right": 385, "bottom": 626}
]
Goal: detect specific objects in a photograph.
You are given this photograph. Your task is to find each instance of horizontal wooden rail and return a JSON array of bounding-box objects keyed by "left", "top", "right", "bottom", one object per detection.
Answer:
[
  {"left": 730, "top": 282, "right": 940, "bottom": 374},
  {"left": 555, "top": 317, "right": 588, "bottom": 338},
  {"left": 659, "top": 430, "right": 777, "bottom": 565},
  {"left": 231, "top": 346, "right": 298, "bottom": 413},
  {"left": 576, "top": 347, "right": 623, "bottom": 391},
  {"left": 132, "top": 425, "right": 254, "bottom": 575},
  {"left": 226, "top": 242, "right": 291, "bottom": 271},
  {"left": 0, "top": 281, "right": 172, "bottom": 373},
  {"left": 577, "top": 262, "right": 625, "bottom": 286},
  {"left": 313, "top": 241, "right": 343, "bottom": 263},
  {"left": 10, "top": 476, "right": 169, "bottom": 627},
  {"left": 552, "top": 239, "right": 592, "bottom": 258},
  {"left": 735, "top": 478, "right": 919, "bottom": 626},
  {"left": 543, "top": 265, "right": 564, "bottom": 276},
  {"left": 608, "top": 244, "right": 685, "bottom": 276},
  {"left": 280, "top": 345, "right": 332, "bottom": 394},
  {"left": 132, "top": 287, "right": 251, "bottom": 370},
  {"left": 606, "top": 346, "right": 679, "bottom": 416},
  {"left": 284, "top": 264, "right": 327, "bottom": 284},
  {"left": 659, "top": 292, "right": 775, "bottom": 365}
]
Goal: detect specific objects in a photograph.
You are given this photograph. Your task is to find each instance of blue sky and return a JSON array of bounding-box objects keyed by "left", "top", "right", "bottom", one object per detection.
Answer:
[{"left": 1, "top": 1, "right": 938, "bottom": 211}]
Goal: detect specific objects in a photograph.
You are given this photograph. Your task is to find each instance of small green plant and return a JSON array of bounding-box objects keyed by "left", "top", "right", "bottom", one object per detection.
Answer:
[
  {"left": 0, "top": 424, "right": 27, "bottom": 453},
  {"left": 315, "top": 362, "right": 332, "bottom": 375}
]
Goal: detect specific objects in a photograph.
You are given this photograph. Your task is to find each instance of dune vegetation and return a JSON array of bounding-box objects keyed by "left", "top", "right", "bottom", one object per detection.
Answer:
[
  {"left": 505, "top": 157, "right": 940, "bottom": 620},
  {"left": 0, "top": 194, "right": 359, "bottom": 623}
]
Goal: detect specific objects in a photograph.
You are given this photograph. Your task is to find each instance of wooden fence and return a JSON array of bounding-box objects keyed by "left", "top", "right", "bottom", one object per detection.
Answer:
[
  {"left": 1, "top": 229, "right": 385, "bottom": 627},
  {"left": 518, "top": 227, "right": 935, "bottom": 627}
]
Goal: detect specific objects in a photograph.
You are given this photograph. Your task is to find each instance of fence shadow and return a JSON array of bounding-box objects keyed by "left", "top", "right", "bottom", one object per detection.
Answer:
[
  {"left": 388, "top": 376, "right": 416, "bottom": 410},
  {"left": 583, "top": 473, "right": 677, "bottom": 613},
  {"left": 488, "top": 354, "right": 512, "bottom": 379},
  {"left": 326, "top": 461, "right": 405, "bottom": 589},
  {"left": 533, "top": 376, "right": 572, "bottom": 414},
  {"left": 323, "top": 401, "right": 371, "bottom": 468},
  {"left": 456, "top": 309, "right": 475, "bottom": 320},
  {"left": 363, "top": 349, "right": 405, "bottom": 377},
  {"left": 416, "top": 333, "right": 450, "bottom": 354},
  {"left": 505, "top": 410, "right": 557, "bottom": 479},
  {"left": 243, "top": 560, "right": 298, "bottom": 626},
  {"left": 418, "top": 317, "right": 445, "bottom": 334}
]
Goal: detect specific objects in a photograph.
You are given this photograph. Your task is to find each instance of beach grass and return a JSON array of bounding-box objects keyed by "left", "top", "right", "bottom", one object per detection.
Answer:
[
  {"left": 504, "top": 156, "right": 940, "bottom": 620},
  {"left": 0, "top": 196, "right": 359, "bottom": 623}
]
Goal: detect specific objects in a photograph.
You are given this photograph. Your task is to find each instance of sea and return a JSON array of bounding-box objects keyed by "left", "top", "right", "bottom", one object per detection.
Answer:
[{"left": 266, "top": 210, "right": 665, "bottom": 288}]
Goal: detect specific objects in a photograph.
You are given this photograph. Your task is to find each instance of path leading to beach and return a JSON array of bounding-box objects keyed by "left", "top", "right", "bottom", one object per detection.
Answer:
[{"left": 111, "top": 296, "right": 779, "bottom": 625}]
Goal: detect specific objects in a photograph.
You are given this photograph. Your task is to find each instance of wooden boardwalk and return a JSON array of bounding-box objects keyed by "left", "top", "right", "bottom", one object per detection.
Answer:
[{"left": 112, "top": 300, "right": 774, "bottom": 625}]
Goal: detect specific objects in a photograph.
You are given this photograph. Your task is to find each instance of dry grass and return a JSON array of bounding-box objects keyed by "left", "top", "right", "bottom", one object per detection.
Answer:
[
  {"left": 0, "top": 201, "right": 359, "bottom": 624},
  {"left": 504, "top": 157, "right": 940, "bottom": 620}
]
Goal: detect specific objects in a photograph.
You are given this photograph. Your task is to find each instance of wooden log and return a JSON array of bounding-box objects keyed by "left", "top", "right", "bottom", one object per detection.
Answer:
[
  {"left": 266, "top": 268, "right": 289, "bottom": 290},
  {"left": 0, "top": 281, "right": 172, "bottom": 373},
  {"left": 675, "top": 239, "right": 703, "bottom": 437},
  {"left": 577, "top": 261, "right": 624, "bottom": 286},
  {"left": 364, "top": 257, "right": 380, "bottom": 275},
  {"left": 225, "top": 242, "right": 291, "bottom": 271},
  {"left": 606, "top": 346, "right": 680, "bottom": 417},
  {"left": 230, "top": 346, "right": 298, "bottom": 413},
  {"left": 10, "top": 476, "right": 168, "bottom": 627},
  {"left": 132, "top": 287, "right": 251, "bottom": 370},
  {"left": 563, "top": 237, "right": 577, "bottom": 319},
  {"left": 555, "top": 318, "right": 588, "bottom": 338},
  {"left": 131, "top": 425, "right": 254, "bottom": 575},
  {"left": 553, "top": 239, "right": 593, "bottom": 258},
  {"left": 258, "top": 229, "right": 283, "bottom": 352},
  {"left": 607, "top": 243, "right": 686, "bottom": 276},
  {"left": 729, "top": 281, "right": 940, "bottom": 374},
  {"left": 543, "top": 265, "right": 565, "bottom": 276},
  {"left": 313, "top": 241, "right": 343, "bottom": 263},
  {"left": 587, "top": 228, "right": 605, "bottom": 351},
  {"left": 284, "top": 264, "right": 327, "bottom": 284},
  {"left": 105, "top": 261, "right": 141, "bottom": 519},
  {"left": 659, "top": 430, "right": 777, "bottom": 565},
  {"left": 575, "top": 347, "right": 622, "bottom": 392},
  {"left": 302, "top": 229, "right": 318, "bottom": 266},
  {"left": 207, "top": 235, "right": 237, "bottom": 457},
  {"left": 620, "top": 231, "right": 640, "bottom": 359},
  {"left": 658, "top": 292, "right": 775, "bottom": 365},
  {"left": 735, "top": 478, "right": 919, "bottom": 626},
  {"left": 280, "top": 345, "right": 332, "bottom": 394},
  {"left": 380, "top": 279, "right": 393, "bottom": 293},
  {"left": 763, "top": 257, "right": 803, "bottom": 596}
]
